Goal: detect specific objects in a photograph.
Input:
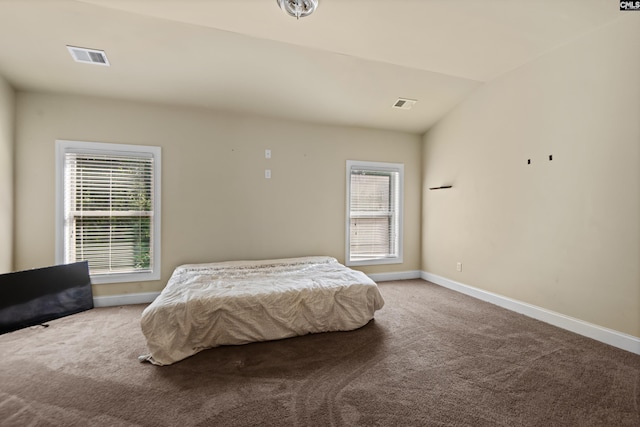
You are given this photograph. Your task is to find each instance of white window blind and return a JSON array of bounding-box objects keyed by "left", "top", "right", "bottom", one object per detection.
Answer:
[
  {"left": 346, "top": 161, "right": 403, "bottom": 266},
  {"left": 56, "top": 141, "right": 161, "bottom": 284}
]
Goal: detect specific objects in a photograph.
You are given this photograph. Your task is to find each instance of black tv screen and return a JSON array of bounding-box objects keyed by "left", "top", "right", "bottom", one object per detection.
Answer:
[{"left": 0, "top": 261, "right": 93, "bottom": 334}]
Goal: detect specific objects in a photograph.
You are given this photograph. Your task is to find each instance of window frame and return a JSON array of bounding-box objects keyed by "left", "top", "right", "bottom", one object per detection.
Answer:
[
  {"left": 55, "top": 140, "right": 161, "bottom": 284},
  {"left": 345, "top": 160, "right": 404, "bottom": 267}
]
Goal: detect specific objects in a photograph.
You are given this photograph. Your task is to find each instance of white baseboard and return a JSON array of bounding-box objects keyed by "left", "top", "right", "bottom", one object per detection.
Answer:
[
  {"left": 93, "top": 292, "right": 160, "bottom": 308},
  {"left": 91, "top": 270, "right": 424, "bottom": 307},
  {"left": 422, "top": 271, "right": 640, "bottom": 356},
  {"left": 90, "top": 273, "right": 640, "bottom": 356},
  {"left": 367, "top": 270, "right": 422, "bottom": 282}
]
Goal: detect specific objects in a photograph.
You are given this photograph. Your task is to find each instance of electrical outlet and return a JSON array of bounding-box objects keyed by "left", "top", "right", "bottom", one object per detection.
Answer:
[
  {"left": 265, "top": 169, "right": 271, "bottom": 179},
  {"left": 265, "top": 149, "right": 271, "bottom": 159},
  {"left": 456, "top": 262, "right": 462, "bottom": 272}
]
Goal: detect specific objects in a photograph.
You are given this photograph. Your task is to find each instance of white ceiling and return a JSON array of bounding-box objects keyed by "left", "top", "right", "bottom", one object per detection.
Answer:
[{"left": 0, "top": 0, "right": 624, "bottom": 133}]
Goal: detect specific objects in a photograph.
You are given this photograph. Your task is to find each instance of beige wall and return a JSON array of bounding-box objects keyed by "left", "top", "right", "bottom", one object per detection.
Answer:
[
  {"left": 14, "top": 92, "right": 422, "bottom": 296},
  {"left": 422, "top": 16, "right": 640, "bottom": 337},
  {"left": 0, "top": 75, "right": 14, "bottom": 274}
]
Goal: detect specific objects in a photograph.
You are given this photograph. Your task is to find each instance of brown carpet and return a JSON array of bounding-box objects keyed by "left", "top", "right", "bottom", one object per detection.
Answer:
[{"left": 1, "top": 279, "right": 639, "bottom": 426}]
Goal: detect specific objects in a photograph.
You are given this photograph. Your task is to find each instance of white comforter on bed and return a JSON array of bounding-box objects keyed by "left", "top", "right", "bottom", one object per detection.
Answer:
[{"left": 139, "top": 256, "right": 384, "bottom": 365}]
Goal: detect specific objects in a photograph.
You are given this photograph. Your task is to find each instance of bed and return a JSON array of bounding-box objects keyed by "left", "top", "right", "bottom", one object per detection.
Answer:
[{"left": 139, "top": 256, "right": 385, "bottom": 365}]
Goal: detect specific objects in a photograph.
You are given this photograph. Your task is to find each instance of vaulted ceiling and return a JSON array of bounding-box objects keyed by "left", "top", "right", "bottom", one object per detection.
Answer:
[{"left": 0, "top": 1, "right": 624, "bottom": 133}]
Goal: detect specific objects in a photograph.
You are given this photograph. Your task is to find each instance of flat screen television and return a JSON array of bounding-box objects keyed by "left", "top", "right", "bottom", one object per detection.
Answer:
[{"left": 0, "top": 261, "right": 93, "bottom": 334}]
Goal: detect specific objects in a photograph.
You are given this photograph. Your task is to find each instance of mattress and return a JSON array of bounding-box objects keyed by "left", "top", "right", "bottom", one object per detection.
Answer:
[{"left": 139, "top": 256, "right": 385, "bottom": 365}]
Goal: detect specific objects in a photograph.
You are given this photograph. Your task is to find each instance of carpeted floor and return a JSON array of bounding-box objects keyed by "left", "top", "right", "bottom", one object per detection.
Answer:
[{"left": 1, "top": 280, "right": 639, "bottom": 426}]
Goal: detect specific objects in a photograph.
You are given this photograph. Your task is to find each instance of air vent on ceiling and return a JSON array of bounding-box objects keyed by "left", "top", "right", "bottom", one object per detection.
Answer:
[
  {"left": 66, "top": 46, "right": 110, "bottom": 66},
  {"left": 392, "top": 98, "right": 417, "bottom": 110}
]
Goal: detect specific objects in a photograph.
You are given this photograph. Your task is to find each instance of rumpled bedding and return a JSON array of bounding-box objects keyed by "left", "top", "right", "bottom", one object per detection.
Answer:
[{"left": 139, "top": 256, "right": 385, "bottom": 365}]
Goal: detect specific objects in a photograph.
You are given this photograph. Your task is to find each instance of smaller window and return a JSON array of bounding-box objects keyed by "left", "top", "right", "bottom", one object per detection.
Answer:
[
  {"left": 55, "top": 140, "right": 161, "bottom": 284},
  {"left": 346, "top": 160, "right": 404, "bottom": 266}
]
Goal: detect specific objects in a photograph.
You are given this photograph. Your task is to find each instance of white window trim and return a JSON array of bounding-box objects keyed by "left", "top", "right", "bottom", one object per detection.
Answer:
[
  {"left": 55, "top": 140, "right": 161, "bottom": 284},
  {"left": 345, "top": 160, "right": 404, "bottom": 267}
]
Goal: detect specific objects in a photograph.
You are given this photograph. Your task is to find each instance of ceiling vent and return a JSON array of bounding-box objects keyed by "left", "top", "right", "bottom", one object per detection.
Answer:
[
  {"left": 66, "top": 46, "right": 110, "bottom": 66},
  {"left": 392, "top": 98, "right": 417, "bottom": 110}
]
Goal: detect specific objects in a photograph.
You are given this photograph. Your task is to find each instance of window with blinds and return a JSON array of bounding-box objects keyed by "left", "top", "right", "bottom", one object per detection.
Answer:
[
  {"left": 346, "top": 160, "right": 403, "bottom": 266},
  {"left": 56, "top": 141, "right": 161, "bottom": 284}
]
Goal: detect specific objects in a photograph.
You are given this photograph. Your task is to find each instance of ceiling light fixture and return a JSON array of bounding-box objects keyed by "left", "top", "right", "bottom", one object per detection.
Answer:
[{"left": 277, "top": 0, "right": 318, "bottom": 19}]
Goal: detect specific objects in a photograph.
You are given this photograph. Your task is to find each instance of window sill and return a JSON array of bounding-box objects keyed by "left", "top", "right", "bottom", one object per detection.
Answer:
[
  {"left": 90, "top": 271, "right": 160, "bottom": 285},
  {"left": 346, "top": 257, "right": 403, "bottom": 267}
]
